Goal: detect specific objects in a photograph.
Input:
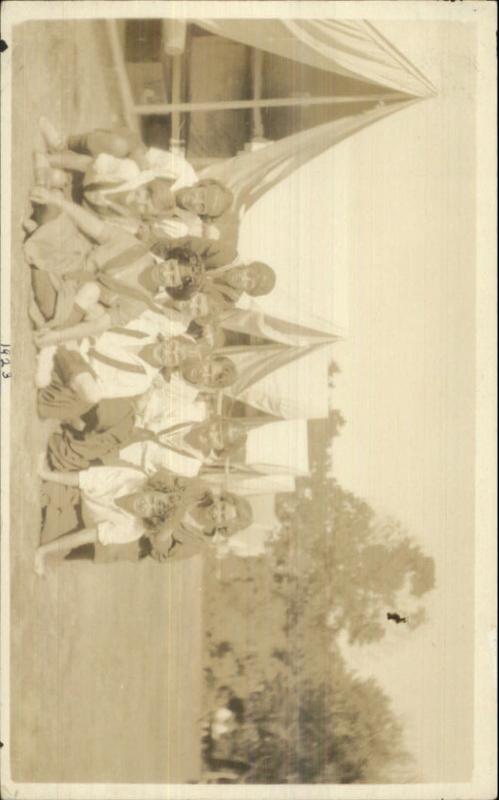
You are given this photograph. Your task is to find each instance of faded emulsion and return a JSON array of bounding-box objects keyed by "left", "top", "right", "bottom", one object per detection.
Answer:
[{"left": 1, "top": 7, "right": 493, "bottom": 796}]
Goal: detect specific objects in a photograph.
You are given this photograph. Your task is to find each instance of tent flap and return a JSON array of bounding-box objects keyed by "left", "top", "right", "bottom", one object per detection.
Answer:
[
  {"left": 201, "top": 98, "right": 420, "bottom": 216},
  {"left": 223, "top": 342, "right": 333, "bottom": 419},
  {"left": 196, "top": 19, "right": 436, "bottom": 98}
]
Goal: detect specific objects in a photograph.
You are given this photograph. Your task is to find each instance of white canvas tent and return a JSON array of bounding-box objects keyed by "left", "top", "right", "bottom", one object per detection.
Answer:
[
  {"left": 193, "top": 20, "right": 434, "bottom": 359},
  {"left": 196, "top": 20, "right": 436, "bottom": 99},
  {"left": 110, "top": 19, "right": 435, "bottom": 223},
  {"left": 107, "top": 18, "right": 435, "bottom": 430},
  {"left": 205, "top": 419, "right": 309, "bottom": 554},
  {"left": 206, "top": 418, "right": 310, "bottom": 492},
  {"left": 219, "top": 342, "right": 333, "bottom": 420},
  {"left": 197, "top": 20, "right": 435, "bottom": 218},
  {"left": 109, "top": 21, "right": 434, "bottom": 344}
]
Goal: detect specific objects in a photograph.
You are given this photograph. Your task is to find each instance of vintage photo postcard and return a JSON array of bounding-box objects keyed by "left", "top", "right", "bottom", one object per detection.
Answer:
[{"left": 0, "top": 1, "right": 496, "bottom": 798}]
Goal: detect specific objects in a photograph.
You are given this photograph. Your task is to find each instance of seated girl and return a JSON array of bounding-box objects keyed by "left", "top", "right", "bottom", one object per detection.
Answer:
[
  {"left": 38, "top": 119, "right": 233, "bottom": 240},
  {"left": 34, "top": 460, "right": 192, "bottom": 575},
  {"left": 151, "top": 488, "right": 254, "bottom": 563},
  {"left": 36, "top": 318, "right": 238, "bottom": 425},
  {"left": 46, "top": 410, "right": 247, "bottom": 487},
  {"left": 44, "top": 488, "right": 253, "bottom": 568},
  {"left": 26, "top": 188, "right": 206, "bottom": 345}
]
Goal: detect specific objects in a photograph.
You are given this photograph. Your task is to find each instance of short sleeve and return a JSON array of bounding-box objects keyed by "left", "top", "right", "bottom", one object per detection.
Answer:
[
  {"left": 152, "top": 218, "right": 189, "bottom": 239},
  {"left": 107, "top": 298, "right": 148, "bottom": 327},
  {"left": 78, "top": 465, "right": 107, "bottom": 495},
  {"left": 92, "top": 154, "right": 141, "bottom": 185},
  {"left": 96, "top": 515, "right": 144, "bottom": 546},
  {"left": 146, "top": 148, "right": 198, "bottom": 189},
  {"left": 140, "top": 441, "right": 200, "bottom": 478},
  {"left": 79, "top": 464, "right": 139, "bottom": 496}
]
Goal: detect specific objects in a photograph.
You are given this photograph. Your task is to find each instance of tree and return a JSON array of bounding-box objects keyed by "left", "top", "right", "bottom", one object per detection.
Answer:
[
  {"left": 202, "top": 643, "right": 411, "bottom": 783},
  {"left": 272, "top": 476, "right": 436, "bottom": 645},
  {"left": 201, "top": 422, "right": 435, "bottom": 781}
]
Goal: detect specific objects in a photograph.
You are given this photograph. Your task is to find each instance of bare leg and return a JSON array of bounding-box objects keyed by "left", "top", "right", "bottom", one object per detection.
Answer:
[
  {"left": 47, "top": 151, "right": 92, "bottom": 173},
  {"left": 85, "top": 130, "right": 131, "bottom": 158},
  {"left": 70, "top": 372, "right": 103, "bottom": 406},
  {"left": 31, "top": 202, "right": 62, "bottom": 227},
  {"left": 35, "top": 527, "right": 98, "bottom": 576}
]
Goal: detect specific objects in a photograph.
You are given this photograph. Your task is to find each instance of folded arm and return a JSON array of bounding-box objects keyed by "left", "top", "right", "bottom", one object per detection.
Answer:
[
  {"left": 35, "top": 311, "right": 112, "bottom": 347},
  {"left": 30, "top": 187, "right": 112, "bottom": 244}
]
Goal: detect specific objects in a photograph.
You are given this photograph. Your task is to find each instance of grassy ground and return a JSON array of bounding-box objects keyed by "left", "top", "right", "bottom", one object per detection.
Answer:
[{"left": 8, "top": 21, "right": 202, "bottom": 783}]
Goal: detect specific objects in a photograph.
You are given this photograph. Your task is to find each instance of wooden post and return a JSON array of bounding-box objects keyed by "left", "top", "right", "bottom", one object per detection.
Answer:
[
  {"left": 251, "top": 49, "right": 265, "bottom": 140},
  {"left": 105, "top": 20, "right": 141, "bottom": 133},
  {"left": 161, "top": 20, "right": 187, "bottom": 56},
  {"left": 169, "top": 54, "right": 183, "bottom": 149},
  {"left": 132, "top": 92, "right": 406, "bottom": 116}
]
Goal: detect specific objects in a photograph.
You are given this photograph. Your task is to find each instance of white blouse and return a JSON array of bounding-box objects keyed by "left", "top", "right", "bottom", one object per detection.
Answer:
[{"left": 79, "top": 465, "right": 149, "bottom": 545}]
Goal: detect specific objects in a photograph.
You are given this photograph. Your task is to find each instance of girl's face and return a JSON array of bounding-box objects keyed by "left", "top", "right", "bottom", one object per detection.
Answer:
[
  {"left": 208, "top": 421, "right": 240, "bottom": 452},
  {"left": 176, "top": 185, "right": 209, "bottom": 215},
  {"left": 123, "top": 187, "right": 156, "bottom": 217},
  {"left": 207, "top": 421, "right": 226, "bottom": 451},
  {"left": 151, "top": 258, "right": 186, "bottom": 290},
  {"left": 180, "top": 293, "right": 210, "bottom": 320},
  {"left": 151, "top": 337, "right": 184, "bottom": 368},
  {"left": 133, "top": 491, "right": 171, "bottom": 520},
  {"left": 229, "top": 266, "right": 257, "bottom": 292},
  {"left": 204, "top": 496, "right": 237, "bottom": 528},
  {"left": 181, "top": 358, "right": 222, "bottom": 387}
]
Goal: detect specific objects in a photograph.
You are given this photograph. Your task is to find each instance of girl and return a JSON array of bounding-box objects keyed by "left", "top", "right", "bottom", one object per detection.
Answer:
[
  {"left": 151, "top": 489, "right": 254, "bottom": 563},
  {"left": 53, "top": 489, "right": 253, "bottom": 568},
  {"left": 27, "top": 188, "right": 206, "bottom": 346},
  {"left": 204, "top": 262, "right": 276, "bottom": 305},
  {"left": 35, "top": 460, "right": 191, "bottom": 575},
  {"left": 38, "top": 119, "right": 233, "bottom": 239}
]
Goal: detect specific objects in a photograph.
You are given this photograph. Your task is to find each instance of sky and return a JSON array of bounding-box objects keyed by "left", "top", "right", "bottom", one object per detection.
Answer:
[{"left": 239, "top": 20, "right": 477, "bottom": 782}]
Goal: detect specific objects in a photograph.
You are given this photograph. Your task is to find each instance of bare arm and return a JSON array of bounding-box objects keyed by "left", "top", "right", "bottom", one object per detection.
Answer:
[
  {"left": 58, "top": 197, "right": 112, "bottom": 244},
  {"left": 37, "top": 455, "right": 96, "bottom": 487},
  {"left": 38, "top": 458, "right": 83, "bottom": 487},
  {"left": 35, "top": 527, "right": 98, "bottom": 575},
  {"left": 35, "top": 312, "right": 112, "bottom": 347},
  {"left": 30, "top": 187, "right": 112, "bottom": 244}
]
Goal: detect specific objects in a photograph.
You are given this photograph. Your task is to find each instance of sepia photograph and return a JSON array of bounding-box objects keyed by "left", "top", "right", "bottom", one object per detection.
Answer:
[{"left": 0, "top": 1, "right": 496, "bottom": 797}]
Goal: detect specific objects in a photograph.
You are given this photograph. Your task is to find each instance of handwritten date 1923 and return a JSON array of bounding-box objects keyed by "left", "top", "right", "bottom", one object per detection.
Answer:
[{"left": 1, "top": 344, "right": 11, "bottom": 379}]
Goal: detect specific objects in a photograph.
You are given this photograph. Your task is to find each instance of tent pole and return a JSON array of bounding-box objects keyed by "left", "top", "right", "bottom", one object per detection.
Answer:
[
  {"left": 133, "top": 92, "right": 407, "bottom": 116},
  {"left": 169, "top": 54, "right": 183, "bottom": 148},
  {"left": 105, "top": 21, "right": 141, "bottom": 133},
  {"left": 251, "top": 49, "right": 265, "bottom": 139}
]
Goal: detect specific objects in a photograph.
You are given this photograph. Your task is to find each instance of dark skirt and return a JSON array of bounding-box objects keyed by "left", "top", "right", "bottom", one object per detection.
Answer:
[
  {"left": 37, "top": 347, "right": 95, "bottom": 421},
  {"left": 47, "top": 398, "right": 137, "bottom": 471}
]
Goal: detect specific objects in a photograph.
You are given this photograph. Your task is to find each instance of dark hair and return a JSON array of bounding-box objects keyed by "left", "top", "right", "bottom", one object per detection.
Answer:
[
  {"left": 141, "top": 471, "right": 190, "bottom": 529},
  {"left": 148, "top": 242, "right": 206, "bottom": 300},
  {"left": 138, "top": 535, "right": 153, "bottom": 559},
  {"left": 141, "top": 494, "right": 178, "bottom": 530},
  {"left": 146, "top": 470, "right": 189, "bottom": 495}
]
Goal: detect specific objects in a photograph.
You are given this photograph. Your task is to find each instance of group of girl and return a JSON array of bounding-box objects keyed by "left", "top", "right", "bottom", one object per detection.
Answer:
[{"left": 26, "top": 119, "right": 277, "bottom": 575}]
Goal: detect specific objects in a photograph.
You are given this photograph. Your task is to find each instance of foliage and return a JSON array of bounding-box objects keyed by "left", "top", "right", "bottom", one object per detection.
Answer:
[{"left": 202, "top": 408, "right": 435, "bottom": 782}]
